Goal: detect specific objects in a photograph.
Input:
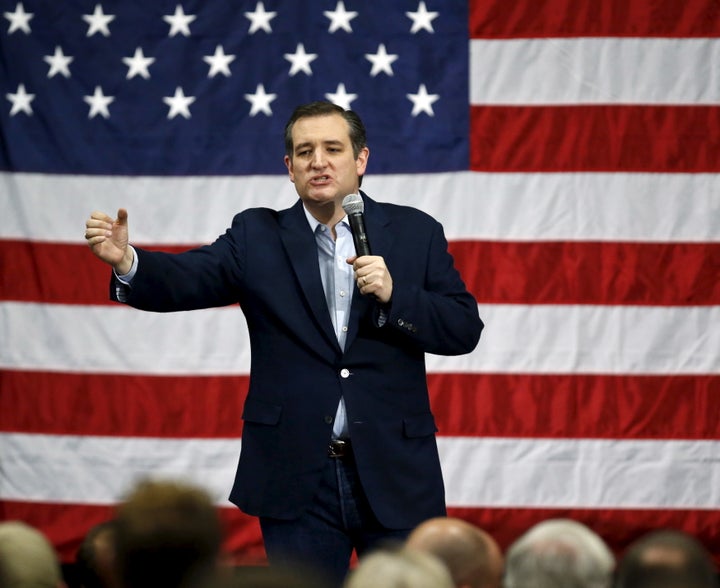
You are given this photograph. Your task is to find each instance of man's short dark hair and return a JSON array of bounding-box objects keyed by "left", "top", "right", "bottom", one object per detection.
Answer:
[{"left": 283, "top": 101, "right": 367, "bottom": 160}]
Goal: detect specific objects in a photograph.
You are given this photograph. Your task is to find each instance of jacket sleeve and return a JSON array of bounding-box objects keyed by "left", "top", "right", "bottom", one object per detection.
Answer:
[
  {"left": 109, "top": 214, "right": 247, "bottom": 312},
  {"left": 381, "top": 218, "right": 483, "bottom": 356}
]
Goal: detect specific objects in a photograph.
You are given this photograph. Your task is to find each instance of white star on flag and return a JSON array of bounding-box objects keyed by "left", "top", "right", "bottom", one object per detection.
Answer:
[
  {"left": 407, "top": 83, "right": 439, "bottom": 116},
  {"left": 325, "top": 83, "right": 358, "bottom": 110},
  {"left": 3, "top": 2, "right": 33, "bottom": 34},
  {"left": 365, "top": 43, "right": 398, "bottom": 77},
  {"left": 203, "top": 45, "right": 236, "bottom": 78},
  {"left": 83, "top": 86, "right": 115, "bottom": 119},
  {"left": 163, "top": 87, "right": 196, "bottom": 119},
  {"left": 123, "top": 47, "right": 155, "bottom": 80},
  {"left": 163, "top": 5, "right": 196, "bottom": 37},
  {"left": 245, "top": 83, "right": 276, "bottom": 116},
  {"left": 6, "top": 83, "right": 34, "bottom": 116},
  {"left": 244, "top": 2, "right": 276, "bottom": 34},
  {"left": 43, "top": 46, "right": 74, "bottom": 78},
  {"left": 82, "top": 4, "right": 115, "bottom": 37},
  {"left": 324, "top": 1, "right": 358, "bottom": 34},
  {"left": 406, "top": 1, "right": 439, "bottom": 34},
  {"left": 284, "top": 43, "right": 318, "bottom": 77}
]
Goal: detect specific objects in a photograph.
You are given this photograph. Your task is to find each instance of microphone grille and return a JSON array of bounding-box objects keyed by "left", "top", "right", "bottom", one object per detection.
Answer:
[{"left": 342, "top": 193, "right": 364, "bottom": 215}]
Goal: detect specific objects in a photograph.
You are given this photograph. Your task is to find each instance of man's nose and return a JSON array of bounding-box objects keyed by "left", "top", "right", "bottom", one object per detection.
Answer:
[{"left": 311, "top": 151, "right": 326, "bottom": 167}]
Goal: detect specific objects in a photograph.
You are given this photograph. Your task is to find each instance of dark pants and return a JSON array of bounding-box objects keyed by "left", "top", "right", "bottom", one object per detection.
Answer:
[{"left": 259, "top": 450, "right": 412, "bottom": 587}]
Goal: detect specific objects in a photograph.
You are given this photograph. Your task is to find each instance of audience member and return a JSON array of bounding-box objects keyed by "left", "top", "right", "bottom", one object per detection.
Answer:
[
  {"left": 112, "top": 478, "right": 227, "bottom": 588},
  {"left": 75, "top": 520, "right": 118, "bottom": 588},
  {"left": 343, "top": 547, "right": 455, "bottom": 588},
  {"left": 0, "top": 520, "right": 66, "bottom": 588},
  {"left": 614, "top": 529, "right": 718, "bottom": 588},
  {"left": 406, "top": 516, "right": 503, "bottom": 588},
  {"left": 504, "top": 518, "right": 615, "bottom": 588}
]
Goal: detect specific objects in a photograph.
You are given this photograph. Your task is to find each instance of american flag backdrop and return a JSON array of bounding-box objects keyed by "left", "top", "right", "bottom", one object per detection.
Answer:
[{"left": 1, "top": 0, "right": 719, "bottom": 566}]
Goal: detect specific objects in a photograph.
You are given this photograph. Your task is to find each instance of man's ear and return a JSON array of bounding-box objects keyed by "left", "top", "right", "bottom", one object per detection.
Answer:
[
  {"left": 284, "top": 154, "right": 295, "bottom": 182},
  {"left": 356, "top": 146, "right": 369, "bottom": 176}
]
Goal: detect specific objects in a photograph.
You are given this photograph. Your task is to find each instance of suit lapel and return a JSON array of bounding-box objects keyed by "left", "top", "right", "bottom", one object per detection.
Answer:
[{"left": 279, "top": 200, "right": 341, "bottom": 352}]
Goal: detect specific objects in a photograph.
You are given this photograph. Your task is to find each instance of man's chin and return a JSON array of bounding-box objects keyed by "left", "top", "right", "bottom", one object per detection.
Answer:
[{"left": 302, "top": 191, "right": 338, "bottom": 206}]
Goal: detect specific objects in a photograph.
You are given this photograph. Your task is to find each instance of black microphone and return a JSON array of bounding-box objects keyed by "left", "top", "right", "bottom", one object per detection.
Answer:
[{"left": 342, "top": 193, "right": 372, "bottom": 256}]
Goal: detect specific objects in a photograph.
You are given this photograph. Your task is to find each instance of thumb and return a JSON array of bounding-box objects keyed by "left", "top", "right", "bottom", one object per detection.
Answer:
[{"left": 116, "top": 208, "right": 128, "bottom": 225}]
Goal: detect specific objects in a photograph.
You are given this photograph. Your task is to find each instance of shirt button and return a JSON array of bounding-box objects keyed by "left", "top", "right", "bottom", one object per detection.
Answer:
[
  {"left": 342, "top": 326, "right": 348, "bottom": 332},
  {"left": 340, "top": 368, "right": 350, "bottom": 378},
  {"left": 340, "top": 290, "right": 346, "bottom": 297}
]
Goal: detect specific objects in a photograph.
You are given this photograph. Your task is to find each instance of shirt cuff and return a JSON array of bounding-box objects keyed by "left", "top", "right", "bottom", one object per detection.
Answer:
[
  {"left": 113, "top": 246, "right": 137, "bottom": 302},
  {"left": 114, "top": 245, "right": 138, "bottom": 284}
]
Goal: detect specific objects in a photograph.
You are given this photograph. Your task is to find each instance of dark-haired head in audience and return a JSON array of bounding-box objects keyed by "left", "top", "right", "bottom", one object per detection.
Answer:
[
  {"left": 113, "top": 479, "right": 226, "bottom": 588},
  {"left": 406, "top": 517, "right": 503, "bottom": 588},
  {"left": 614, "top": 529, "right": 718, "bottom": 588},
  {"left": 76, "top": 520, "right": 118, "bottom": 588},
  {"left": 504, "top": 518, "right": 615, "bottom": 588}
]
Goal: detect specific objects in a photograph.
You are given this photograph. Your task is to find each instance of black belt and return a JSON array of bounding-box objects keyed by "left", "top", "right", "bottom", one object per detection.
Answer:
[{"left": 328, "top": 439, "right": 352, "bottom": 458}]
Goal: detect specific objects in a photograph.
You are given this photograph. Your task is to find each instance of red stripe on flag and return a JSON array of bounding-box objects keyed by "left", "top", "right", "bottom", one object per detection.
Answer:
[
  {"left": 469, "top": 0, "right": 720, "bottom": 38},
  {"left": 3, "top": 370, "right": 718, "bottom": 440},
  {"left": 428, "top": 373, "right": 720, "bottom": 440},
  {"left": 0, "top": 240, "right": 191, "bottom": 306},
  {"left": 0, "top": 371, "right": 248, "bottom": 438},
  {"left": 448, "top": 241, "right": 720, "bottom": 306},
  {"left": 4, "top": 240, "right": 719, "bottom": 306},
  {"left": 470, "top": 105, "right": 720, "bottom": 173},
  {"left": 0, "top": 500, "right": 266, "bottom": 565}
]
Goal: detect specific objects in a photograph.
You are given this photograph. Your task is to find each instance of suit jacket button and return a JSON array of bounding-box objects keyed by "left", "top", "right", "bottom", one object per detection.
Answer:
[
  {"left": 340, "top": 368, "right": 350, "bottom": 378},
  {"left": 324, "top": 416, "right": 334, "bottom": 424}
]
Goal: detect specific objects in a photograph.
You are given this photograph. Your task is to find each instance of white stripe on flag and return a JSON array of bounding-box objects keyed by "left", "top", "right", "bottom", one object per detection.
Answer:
[
  {"left": 470, "top": 38, "right": 720, "bottom": 105},
  {"left": 2, "top": 433, "right": 718, "bottom": 509},
  {"left": 2, "top": 171, "right": 719, "bottom": 243},
  {"left": 2, "top": 302, "right": 718, "bottom": 375},
  {"left": 438, "top": 436, "right": 720, "bottom": 509}
]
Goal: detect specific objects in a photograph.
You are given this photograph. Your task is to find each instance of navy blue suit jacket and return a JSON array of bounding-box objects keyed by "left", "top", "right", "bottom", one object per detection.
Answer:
[{"left": 112, "top": 192, "right": 483, "bottom": 529}]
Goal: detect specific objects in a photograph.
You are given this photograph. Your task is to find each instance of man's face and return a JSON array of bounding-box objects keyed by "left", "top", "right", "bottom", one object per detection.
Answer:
[{"left": 284, "top": 113, "right": 369, "bottom": 209}]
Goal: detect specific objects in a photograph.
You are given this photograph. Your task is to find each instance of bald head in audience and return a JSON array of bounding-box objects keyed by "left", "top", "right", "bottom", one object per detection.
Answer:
[
  {"left": 0, "top": 521, "right": 66, "bottom": 588},
  {"left": 406, "top": 517, "right": 503, "bottom": 588}
]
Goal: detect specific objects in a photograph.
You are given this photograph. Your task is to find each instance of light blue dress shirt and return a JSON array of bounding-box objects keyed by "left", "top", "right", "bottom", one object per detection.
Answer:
[{"left": 303, "top": 207, "right": 355, "bottom": 439}]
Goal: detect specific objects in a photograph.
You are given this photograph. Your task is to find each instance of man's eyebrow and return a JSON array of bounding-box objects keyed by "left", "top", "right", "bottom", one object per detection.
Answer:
[{"left": 294, "top": 139, "right": 344, "bottom": 152}]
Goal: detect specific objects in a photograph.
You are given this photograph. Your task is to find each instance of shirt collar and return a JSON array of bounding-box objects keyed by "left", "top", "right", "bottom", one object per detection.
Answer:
[{"left": 302, "top": 204, "right": 347, "bottom": 233}]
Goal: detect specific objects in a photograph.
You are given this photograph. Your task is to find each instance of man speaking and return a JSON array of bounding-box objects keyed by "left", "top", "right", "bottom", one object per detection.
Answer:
[{"left": 85, "top": 101, "right": 483, "bottom": 585}]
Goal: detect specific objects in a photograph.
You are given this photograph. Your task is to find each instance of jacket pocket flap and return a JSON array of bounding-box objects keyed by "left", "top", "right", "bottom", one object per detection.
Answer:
[
  {"left": 242, "top": 398, "right": 282, "bottom": 425},
  {"left": 403, "top": 413, "right": 438, "bottom": 438}
]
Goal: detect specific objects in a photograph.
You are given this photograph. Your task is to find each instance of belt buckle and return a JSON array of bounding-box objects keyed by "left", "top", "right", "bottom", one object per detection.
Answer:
[{"left": 328, "top": 439, "right": 348, "bottom": 458}]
